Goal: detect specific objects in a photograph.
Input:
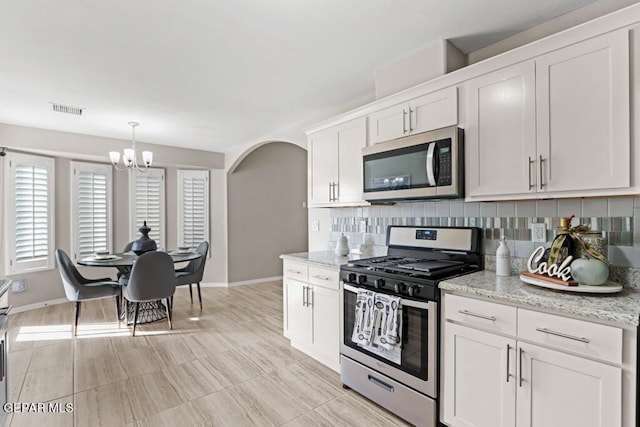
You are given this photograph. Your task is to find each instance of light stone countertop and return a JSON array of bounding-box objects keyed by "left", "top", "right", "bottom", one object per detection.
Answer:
[
  {"left": 440, "top": 271, "right": 640, "bottom": 326},
  {"left": 280, "top": 251, "right": 370, "bottom": 270}
]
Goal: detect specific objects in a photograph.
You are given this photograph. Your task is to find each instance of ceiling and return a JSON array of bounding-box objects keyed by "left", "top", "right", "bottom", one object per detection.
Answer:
[{"left": 0, "top": 0, "right": 601, "bottom": 153}]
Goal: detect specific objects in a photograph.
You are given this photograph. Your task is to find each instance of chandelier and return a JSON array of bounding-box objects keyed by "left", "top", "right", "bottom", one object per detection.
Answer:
[{"left": 109, "top": 122, "right": 153, "bottom": 172}]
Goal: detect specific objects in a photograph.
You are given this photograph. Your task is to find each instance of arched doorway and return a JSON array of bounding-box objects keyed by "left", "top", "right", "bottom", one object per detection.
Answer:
[{"left": 227, "top": 141, "right": 308, "bottom": 283}]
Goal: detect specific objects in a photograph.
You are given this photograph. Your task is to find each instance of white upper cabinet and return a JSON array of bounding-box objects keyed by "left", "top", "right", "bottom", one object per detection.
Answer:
[
  {"left": 466, "top": 28, "right": 630, "bottom": 200},
  {"left": 368, "top": 86, "right": 458, "bottom": 144},
  {"left": 308, "top": 117, "right": 368, "bottom": 207},
  {"left": 536, "top": 29, "right": 630, "bottom": 193},
  {"left": 309, "top": 129, "right": 338, "bottom": 205},
  {"left": 466, "top": 61, "right": 537, "bottom": 198}
]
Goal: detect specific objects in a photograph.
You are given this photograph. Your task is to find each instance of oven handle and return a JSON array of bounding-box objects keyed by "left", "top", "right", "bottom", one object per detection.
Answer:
[{"left": 343, "top": 283, "right": 432, "bottom": 310}]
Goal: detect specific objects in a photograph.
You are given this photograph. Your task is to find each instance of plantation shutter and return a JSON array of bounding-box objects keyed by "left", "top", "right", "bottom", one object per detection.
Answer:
[
  {"left": 129, "top": 168, "right": 165, "bottom": 250},
  {"left": 71, "top": 162, "right": 112, "bottom": 260},
  {"left": 178, "top": 170, "right": 209, "bottom": 248},
  {"left": 5, "top": 153, "right": 55, "bottom": 274}
]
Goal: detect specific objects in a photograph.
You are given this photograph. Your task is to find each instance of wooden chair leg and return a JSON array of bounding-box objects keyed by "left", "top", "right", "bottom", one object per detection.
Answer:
[
  {"left": 197, "top": 282, "right": 202, "bottom": 310},
  {"left": 132, "top": 302, "right": 139, "bottom": 336},
  {"left": 74, "top": 301, "right": 81, "bottom": 336},
  {"left": 188, "top": 284, "right": 193, "bottom": 304},
  {"left": 170, "top": 296, "right": 173, "bottom": 310},
  {"left": 125, "top": 299, "right": 129, "bottom": 326},
  {"left": 165, "top": 298, "right": 173, "bottom": 330}
]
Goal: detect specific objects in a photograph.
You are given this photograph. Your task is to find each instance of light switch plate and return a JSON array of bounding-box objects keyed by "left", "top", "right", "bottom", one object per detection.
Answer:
[{"left": 531, "top": 223, "right": 547, "bottom": 242}]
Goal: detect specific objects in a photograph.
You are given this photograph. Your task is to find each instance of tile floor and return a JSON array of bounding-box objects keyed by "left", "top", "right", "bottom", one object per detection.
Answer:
[{"left": 6, "top": 281, "right": 410, "bottom": 426}]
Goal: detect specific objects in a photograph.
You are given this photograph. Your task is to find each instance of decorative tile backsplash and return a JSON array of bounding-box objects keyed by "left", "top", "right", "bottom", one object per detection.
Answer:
[{"left": 329, "top": 197, "right": 640, "bottom": 269}]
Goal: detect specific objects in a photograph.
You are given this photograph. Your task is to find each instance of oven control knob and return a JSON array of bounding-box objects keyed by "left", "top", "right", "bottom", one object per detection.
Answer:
[
  {"left": 407, "top": 286, "right": 419, "bottom": 297},
  {"left": 347, "top": 273, "right": 357, "bottom": 283},
  {"left": 394, "top": 283, "right": 405, "bottom": 293},
  {"left": 374, "top": 279, "right": 385, "bottom": 289},
  {"left": 357, "top": 275, "right": 367, "bottom": 285}
]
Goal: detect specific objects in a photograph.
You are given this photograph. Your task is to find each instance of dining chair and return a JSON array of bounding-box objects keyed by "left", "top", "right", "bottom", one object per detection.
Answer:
[
  {"left": 175, "top": 241, "right": 209, "bottom": 310},
  {"left": 55, "top": 249, "right": 121, "bottom": 336},
  {"left": 123, "top": 251, "right": 176, "bottom": 336}
]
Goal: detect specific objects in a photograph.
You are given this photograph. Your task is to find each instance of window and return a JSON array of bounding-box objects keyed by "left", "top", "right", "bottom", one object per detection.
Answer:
[
  {"left": 129, "top": 168, "right": 165, "bottom": 250},
  {"left": 4, "top": 152, "right": 55, "bottom": 274},
  {"left": 70, "top": 162, "right": 113, "bottom": 261},
  {"left": 177, "top": 170, "right": 209, "bottom": 248}
]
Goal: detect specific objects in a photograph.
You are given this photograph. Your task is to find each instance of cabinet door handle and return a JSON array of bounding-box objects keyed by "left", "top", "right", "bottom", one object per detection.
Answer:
[
  {"left": 329, "top": 183, "right": 332, "bottom": 202},
  {"left": 302, "top": 285, "right": 307, "bottom": 306},
  {"left": 506, "top": 344, "right": 511, "bottom": 383},
  {"left": 287, "top": 269, "right": 301, "bottom": 274},
  {"left": 312, "top": 275, "right": 330, "bottom": 281},
  {"left": 539, "top": 155, "right": 545, "bottom": 189},
  {"left": 518, "top": 347, "right": 523, "bottom": 387},
  {"left": 409, "top": 108, "right": 414, "bottom": 132},
  {"left": 528, "top": 156, "right": 534, "bottom": 190},
  {"left": 402, "top": 109, "right": 407, "bottom": 133},
  {"left": 535, "top": 327, "right": 589, "bottom": 343},
  {"left": 458, "top": 309, "right": 497, "bottom": 321}
]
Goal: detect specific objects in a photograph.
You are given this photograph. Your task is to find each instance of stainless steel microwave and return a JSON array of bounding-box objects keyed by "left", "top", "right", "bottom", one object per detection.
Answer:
[{"left": 362, "top": 126, "right": 464, "bottom": 202}]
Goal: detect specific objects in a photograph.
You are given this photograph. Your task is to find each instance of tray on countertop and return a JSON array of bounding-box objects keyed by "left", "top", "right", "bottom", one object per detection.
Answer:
[{"left": 519, "top": 274, "right": 623, "bottom": 293}]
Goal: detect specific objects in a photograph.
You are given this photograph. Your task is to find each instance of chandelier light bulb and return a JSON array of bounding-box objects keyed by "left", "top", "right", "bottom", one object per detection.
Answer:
[{"left": 109, "top": 122, "right": 153, "bottom": 173}]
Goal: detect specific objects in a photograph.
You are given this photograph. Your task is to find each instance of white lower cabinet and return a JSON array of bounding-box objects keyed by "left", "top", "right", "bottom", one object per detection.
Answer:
[
  {"left": 444, "top": 323, "right": 516, "bottom": 427},
  {"left": 517, "top": 342, "right": 621, "bottom": 427},
  {"left": 442, "top": 294, "right": 626, "bottom": 427},
  {"left": 283, "top": 260, "right": 340, "bottom": 372}
]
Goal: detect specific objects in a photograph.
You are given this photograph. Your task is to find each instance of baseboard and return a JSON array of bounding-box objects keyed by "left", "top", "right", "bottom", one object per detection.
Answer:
[
  {"left": 199, "top": 282, "right": 229, "bottom": 288},
  {"left": 11, "top": 297, "right": 69, "bottom": 314},
  {"left": 228, "top": 276, "right": 283, "bottom": 287}
]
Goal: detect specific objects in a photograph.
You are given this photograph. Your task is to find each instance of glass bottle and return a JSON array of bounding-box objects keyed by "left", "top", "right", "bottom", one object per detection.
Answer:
[{"left": 548, "top": 216, "right": 575, "bottom": 265}]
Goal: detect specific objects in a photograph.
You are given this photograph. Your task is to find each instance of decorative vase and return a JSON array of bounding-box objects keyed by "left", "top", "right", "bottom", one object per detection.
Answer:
[
  {"left": 131, "top": 221, "right": 157, "bottom": 255},
  {"left": 335, "top": 234, "right": 349, "bottom": 256}
]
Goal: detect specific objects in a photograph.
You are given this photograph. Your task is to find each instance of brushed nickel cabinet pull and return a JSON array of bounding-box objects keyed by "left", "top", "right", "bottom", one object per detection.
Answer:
[
  {"left": 313, "top": 275, "right": 329, "bottom": 281},
  {"left": 458, "top": 309, "right": 497, "bottom": 321},
  {"left": 506, "top": 344, "right": 511, "bottom": 383},
  {"left": 409, "top": 108, "right": 414, "bottom": 132},
  {"left": 535, "top": 327, "right": 589, "bottom": 343},
  {"left": 539, "top": 155, "right": 545, "bottom": 189},
  {"left": 528, "top": 156, "right": 534, "bottom": 190},
  {"left": 302, "top": 285, "right": 307, "bottom": 306},
  {"left": 402, "top": 109, "right": 407, "bottom": 133},
  {"left": 519, "top": 347, "right": 524, "bottom": 387}
]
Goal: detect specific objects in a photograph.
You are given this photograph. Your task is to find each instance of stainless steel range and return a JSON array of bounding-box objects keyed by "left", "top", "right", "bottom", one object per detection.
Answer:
[{"left": 340, "top": 225, "right": 482, "bottom": 427}]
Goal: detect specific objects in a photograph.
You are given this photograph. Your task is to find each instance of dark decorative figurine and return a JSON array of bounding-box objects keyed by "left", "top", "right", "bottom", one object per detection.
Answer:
[{"left": 131, "top": 221, "right": 157, "bottom": 255}]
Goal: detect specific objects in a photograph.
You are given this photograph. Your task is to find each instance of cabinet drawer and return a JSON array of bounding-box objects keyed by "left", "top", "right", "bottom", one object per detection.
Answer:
[
  {"left": 283, "top": 261, "right": 308, "bottom": 282},
  {"left": 308, "top": 266, "right": 339, "bottom": 290},
  {"left": 518, "top": 309, "right": 622, "bottom": 364},
  {"left": 444, "top": 294, "right": 517, "bottom": 336}
]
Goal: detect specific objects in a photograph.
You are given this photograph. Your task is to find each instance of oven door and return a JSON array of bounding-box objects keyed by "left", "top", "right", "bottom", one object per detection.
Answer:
[{"left": 341, "top": 283, "right": 437, "bottom": 398}]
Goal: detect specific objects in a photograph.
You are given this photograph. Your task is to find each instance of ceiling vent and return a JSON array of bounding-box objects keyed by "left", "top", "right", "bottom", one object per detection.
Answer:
[{"left": 50, "top": 103, "right": 83, "bottom": 116}]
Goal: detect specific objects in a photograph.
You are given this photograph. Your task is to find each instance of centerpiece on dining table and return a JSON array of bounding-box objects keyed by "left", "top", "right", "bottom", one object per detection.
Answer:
[{"left": 131, "top": 221, "right": 157, "bottom": 255}]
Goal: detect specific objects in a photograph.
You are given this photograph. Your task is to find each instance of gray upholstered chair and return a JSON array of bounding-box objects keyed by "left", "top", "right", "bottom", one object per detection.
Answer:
[
  {"left": 175, "top": 241, "right": 209, "bottom": 310},
  {"left": 123, "top": 251, "right": 176, "bottom": 336},
  {"left": 56, "top": 249, "right": 121, "bottom": 336}
]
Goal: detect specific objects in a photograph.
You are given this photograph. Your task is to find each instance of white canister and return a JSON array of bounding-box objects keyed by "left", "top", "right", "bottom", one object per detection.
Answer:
[
  {"left": 335, "top": 234, "right": 350, "bottom": 256},
  {"left": 496, "top": 238, "right": 511, "bottom": 276}
]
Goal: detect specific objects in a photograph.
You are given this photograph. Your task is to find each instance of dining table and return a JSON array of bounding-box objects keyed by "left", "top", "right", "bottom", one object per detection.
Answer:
[{"left": 78, "top": 250, "right": 202, "bottom": 324}]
